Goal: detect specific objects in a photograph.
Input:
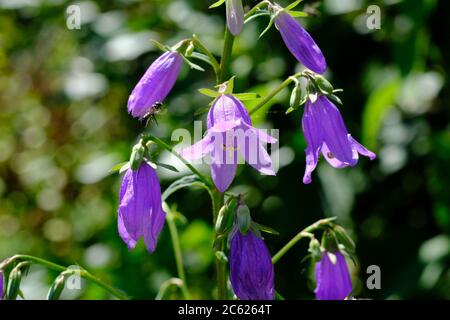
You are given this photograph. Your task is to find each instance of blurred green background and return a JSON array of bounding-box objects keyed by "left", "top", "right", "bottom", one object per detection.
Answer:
[{"left": 0, "top": 0, "right": 449, "bottom": 299}]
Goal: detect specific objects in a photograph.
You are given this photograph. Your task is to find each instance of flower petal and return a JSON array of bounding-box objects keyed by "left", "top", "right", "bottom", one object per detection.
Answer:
[
  {"left": 226, "top": 0, "right": 244, "bottom": 36},
  {"left": 315, "top": 251, "right": 352, "bottom": 300},
  {"left": 127, "top": 51, "right": 182, "bottom": 119},
  {"left": 210, "top": 133, "right": 238, "bottom": 192},
  {"left": 302, "top": 101, "right": 323, "bottom": 184},
  {"left": 349, "top": 135, "right": 376, "bottom": 160},
  {"left": 275, "top": 12, "right": 327, "bottom": 74},
  {"left": 179, "top": 132, "right": 213, "bottom": 160}
]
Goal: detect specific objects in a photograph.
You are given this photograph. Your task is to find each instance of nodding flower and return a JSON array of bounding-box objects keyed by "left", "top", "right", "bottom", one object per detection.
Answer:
[
  {"left": 180, "top": 94, "right": 277, "bottom": 192},
  {"left": 118, "top": 162, "right": 166, "bottom": 253},
  {"left": 127, "top": 51, "right": 182, "bottom": 119},
  {"left": 302, "top": 95, "right": 376, "bottom": 184},
  {"left": 275, "top": 11, "right": 327, "bottom": 74}
]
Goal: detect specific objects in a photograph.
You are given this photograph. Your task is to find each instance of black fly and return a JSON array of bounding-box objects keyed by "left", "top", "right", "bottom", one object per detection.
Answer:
[{"left": 143, "top": 102, "right": 164, "bottom": 127}]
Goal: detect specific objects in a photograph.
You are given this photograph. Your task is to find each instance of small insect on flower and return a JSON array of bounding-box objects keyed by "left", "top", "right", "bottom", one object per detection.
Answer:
[{"left": 142, "top": 102, "right": 164, "bottom": 127}]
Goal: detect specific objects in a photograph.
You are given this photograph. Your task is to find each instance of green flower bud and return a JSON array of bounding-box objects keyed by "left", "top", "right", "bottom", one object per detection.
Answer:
[
  {"left": 237, "top": 205, "right": 251, "bottom": 234},
  {"left": 130, "top": 144, "right": 145, "bottom": 171},
  {"left": 314, "top": 75, "right": 334, "bottom": 94},
  {"left": 47, "top": 275, "right": 66, "bottom": 300},
  {"left": 6, "top": 268, "right": 22, "bottom": 300},
  {"left": 289, "top": 84, "right": 302, "bottom": 110}
]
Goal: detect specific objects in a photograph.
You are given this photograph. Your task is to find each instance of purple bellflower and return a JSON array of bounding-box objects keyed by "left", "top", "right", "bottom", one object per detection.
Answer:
[
  {"left": 315, "top": 251, "right": 352, "bottom": 300},
  {"left": 118, "top": 162, "right": 166, "bottom": 253},
  {"left": 230, "top": 229, "right": 275, "bottom": 300},
  {"left": 275, "top": 12, "right": 327, "bottom": 74},
  {"left": 127, "top": 51, "right": 183, "bottom": 119},
  {"left": 0, "top": 270, "right": 3, "bottom": 300},
  {"left": 302, "top": 95, "right": 376, "bottom": 184},
  {"left": 180, "top": 94, "right": 277, "bottom": 192},
  {"left": 226, "top": 0, "right": 244, "bottom": 36}
]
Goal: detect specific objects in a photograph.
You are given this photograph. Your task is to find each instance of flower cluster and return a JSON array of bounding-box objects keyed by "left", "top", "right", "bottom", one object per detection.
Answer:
[{"left": 115, "top": 0, "right": 373, "bottom": 301}]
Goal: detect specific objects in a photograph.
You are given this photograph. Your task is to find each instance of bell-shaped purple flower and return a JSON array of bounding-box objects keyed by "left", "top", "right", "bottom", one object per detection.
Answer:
[
  {"left": 275, "top": 12, "right": 327, "bottom": 74},
  {"left": 226, "top": 0, "right": 244, "bottom": 36},
  {"left": 302, "top": 95, "right": 376, "bottom": 184},
  {"left": 0, "top": 270, "right": 3, "bottom": 300},
  {"left": 118, "top": 162, "right": 166, "bottom": 253},
  {"left": 230, "top": 229, "right": 275, "bottom": 300},
  {"left": 180, "top": 94, "right": 277, "bottom": 192},
  {"left": 127, "top": 51, "right": 183, "bottom": 119},
  {"left": 314, "top": 251, "right": 352, "bottom": 300}
]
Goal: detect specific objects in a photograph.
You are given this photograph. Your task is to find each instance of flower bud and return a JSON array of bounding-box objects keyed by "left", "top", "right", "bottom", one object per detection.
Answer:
[
  {"left": 6, "top": 268, "right": 22, "bottom": 300},
  {"left": 130, "top": 144, "right": 145, "bottom": 171},
  {"left": 314, "top": 75, "right": 334, "bottom": 95},
  {"left": 237, "top": 205, "right": 251, "bottom": 234},
  {"left": 289, "top": 83, "right": 302, "bottom": 110},
  {"left": 47, "top": 275, "right": 66, "bottom": 300}
]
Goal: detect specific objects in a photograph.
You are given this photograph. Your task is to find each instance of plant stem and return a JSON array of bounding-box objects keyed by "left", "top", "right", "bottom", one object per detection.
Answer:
[
  {"left": 271, "top": 217, "right": 337, "bottom": 264},
  {"left": 192, "top": 34, "right": 220, "bottom": 82},
  {"left": 218, "top": 29, "right": 235, "bottom": 83},
  {"left": 211, "top": 189, "right": 227, "bottom": 300},
  {"left": 167, "top": 211, "right": 191, "bottom": 299},
  {"left": 249, "top": 73, "right": 303, "bottom": 115},
  {"left": 5, "top": 255, "right": 129, "bottom": 300}
]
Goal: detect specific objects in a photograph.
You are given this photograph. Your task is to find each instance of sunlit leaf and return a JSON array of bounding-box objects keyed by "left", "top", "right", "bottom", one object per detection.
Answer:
[{"left": 209, "top": 0, "right": 226, "bottom": 9}]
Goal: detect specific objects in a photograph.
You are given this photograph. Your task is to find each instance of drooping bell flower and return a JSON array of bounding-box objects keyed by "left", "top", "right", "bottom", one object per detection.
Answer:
[
  {"left": 180, "top": 94, "right": 277, "bottom": 192},
  {"left": 0, "top": 270, "right": 3, "bottom": 300},
  {"left": 127, "top": 51, "right": 183, "bottom": 119},
  {"left": 275, "top": 12, "right": 327, "bottom": 74},
  {"left": 230, "top": 229, "right": 275, "bottom": 300},
  {"left": 118, "top": 162, "right": 166, "bottom": 253},
  {"left": 302, "top": 95, "right": 376, "bottom": 184},
  {"left": 226, "top": 0, "right": 244, "bottom": 36},
  {"left": 314, "top": 251, "right": 352, "bottom": 300}
]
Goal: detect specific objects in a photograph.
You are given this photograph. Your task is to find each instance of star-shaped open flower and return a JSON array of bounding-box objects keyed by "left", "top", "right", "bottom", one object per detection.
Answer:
[{"left": 180, "top": 94, "right": 277, "bottom": 192}]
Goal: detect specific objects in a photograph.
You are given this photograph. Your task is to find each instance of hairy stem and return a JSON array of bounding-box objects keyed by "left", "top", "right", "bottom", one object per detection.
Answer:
[
  {"left": 249, "top": 73, "right": 303, "bottom": 115},
  {"left": 4, "top": 255, "right": 129, "bottom": 300},
  {"left": 271, "top": 217, "right": 337, "bottom": 264},
  {"left": 211, "top": 189, "right": 227, "bottom": 300},
  {"left": 218, "top": 29, "right": 235, "bottom": 83},
  {"left": 167, "top": 211, "right": 191, "bottom": 299}
]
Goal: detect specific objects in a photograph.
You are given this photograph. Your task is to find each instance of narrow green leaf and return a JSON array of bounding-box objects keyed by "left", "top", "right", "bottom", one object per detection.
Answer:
[
  {"left": 209, "top": 0, "right": 226, "bottom": 9},
  {"left": 150, "top": 39, "right": 170, "bottom": 52},
  {"left": 259, "top": 16, "right": 275, "bottom": 38},
  {"left": 109, "top": 162, "right": 129, "bottom": 174},
  {"left": 162, "top": 175, "right": 209, "bottom": 201},
  {"left": 244, "top": 11, "right": 271, "bottom": 24},
  {"left": 286, "top": 0, "right": 304, "bottom": 11},
  {"left": 181, "top": 56, "right": 205, "bottom": 72},
  {"left": 288, "top": 10, "right": 308, "bottom": 18},
  {"left": 154, "top": 162, "right": 179, "bottom": 173},
  {"left": 255, "top": 222, "right": 280, "bottom": 236},
  {"left": 234, "top": 92, "right": 261, "bottom": 100},
  {"left": 198, "top": 88, "right": 220, "bottom": 98},
  {"left": 190, "top": 52, "right": 216, "bottom": 69}
]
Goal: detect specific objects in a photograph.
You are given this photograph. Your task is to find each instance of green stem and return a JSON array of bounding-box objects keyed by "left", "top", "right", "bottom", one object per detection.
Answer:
[
  {"left": 145, "top": 135, "right": 212, "bottom": 188},
  {"left": 211, "top": 189, "right": 227, "bottom": 300},
  {"left": 244, "top": 0, "right": 270, "bottom": 20},
  {"left": 166, "top": 212, "right": 191, "bottom": 299},
  {"left": 271, "top": 217, "right": 336, "bottom": 264},
  {"left": 249, "top": 73, "right": 303, "bottom": 115},
  {"left": 5, "top": 255, "right": 129, "bottom": 300},
  {"left": 192, "top": 34, "right": 220, "bottom": 82},
  {"left": 218, "top": 29, "right": 235, "bottom": 83}
]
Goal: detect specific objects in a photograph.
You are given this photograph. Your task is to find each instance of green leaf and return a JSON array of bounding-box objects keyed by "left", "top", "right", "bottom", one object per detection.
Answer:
[
  {"left": 333, "top": 226, "right": 356, "bottom": 254},
  {"left": 162, "top": 175, "right": 209, "bottom": 201},
  {"left": 209, "top": 0, "right": 226, "bottom": 9},
  {"left": 234, "top": 92, "right": 261, "bottom": 100},
  {"left": 154, "top": 162, "right": 179, "bottom": 173},
  {"left": 327, "top": 94, "right": 342, "bottom": 105},
  {"left": 198, "top": 88, "right": 220, "bottom": 98},
  {"left": 181, "top": 56, "right": 205, "bottom": 72},
  {"left": 259, "top": 15, "right": 275, "bottom": 38},
  {"left": 285, "top": 0, "right": 304, "bottom": 11},
  {"left": 189, "top": 52, "right": 216, "bottom": 69},
  {"left": 288, "top": 10, "right": 308, "bottom": 18},
  {"left": 150, "top": 39, "right": 170, "bottom": 52},
  {"left": 109, "top": 161, "right": 129, "bottom": 174},
  {"left": 255, "top": 222, "right": 280, "bottom": 236},
  {"left": 362, "top": 76, "right": 400, "bottom": 150},
  {"left": 244, "top": 11, "right": 271, "bottom": 24}
]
